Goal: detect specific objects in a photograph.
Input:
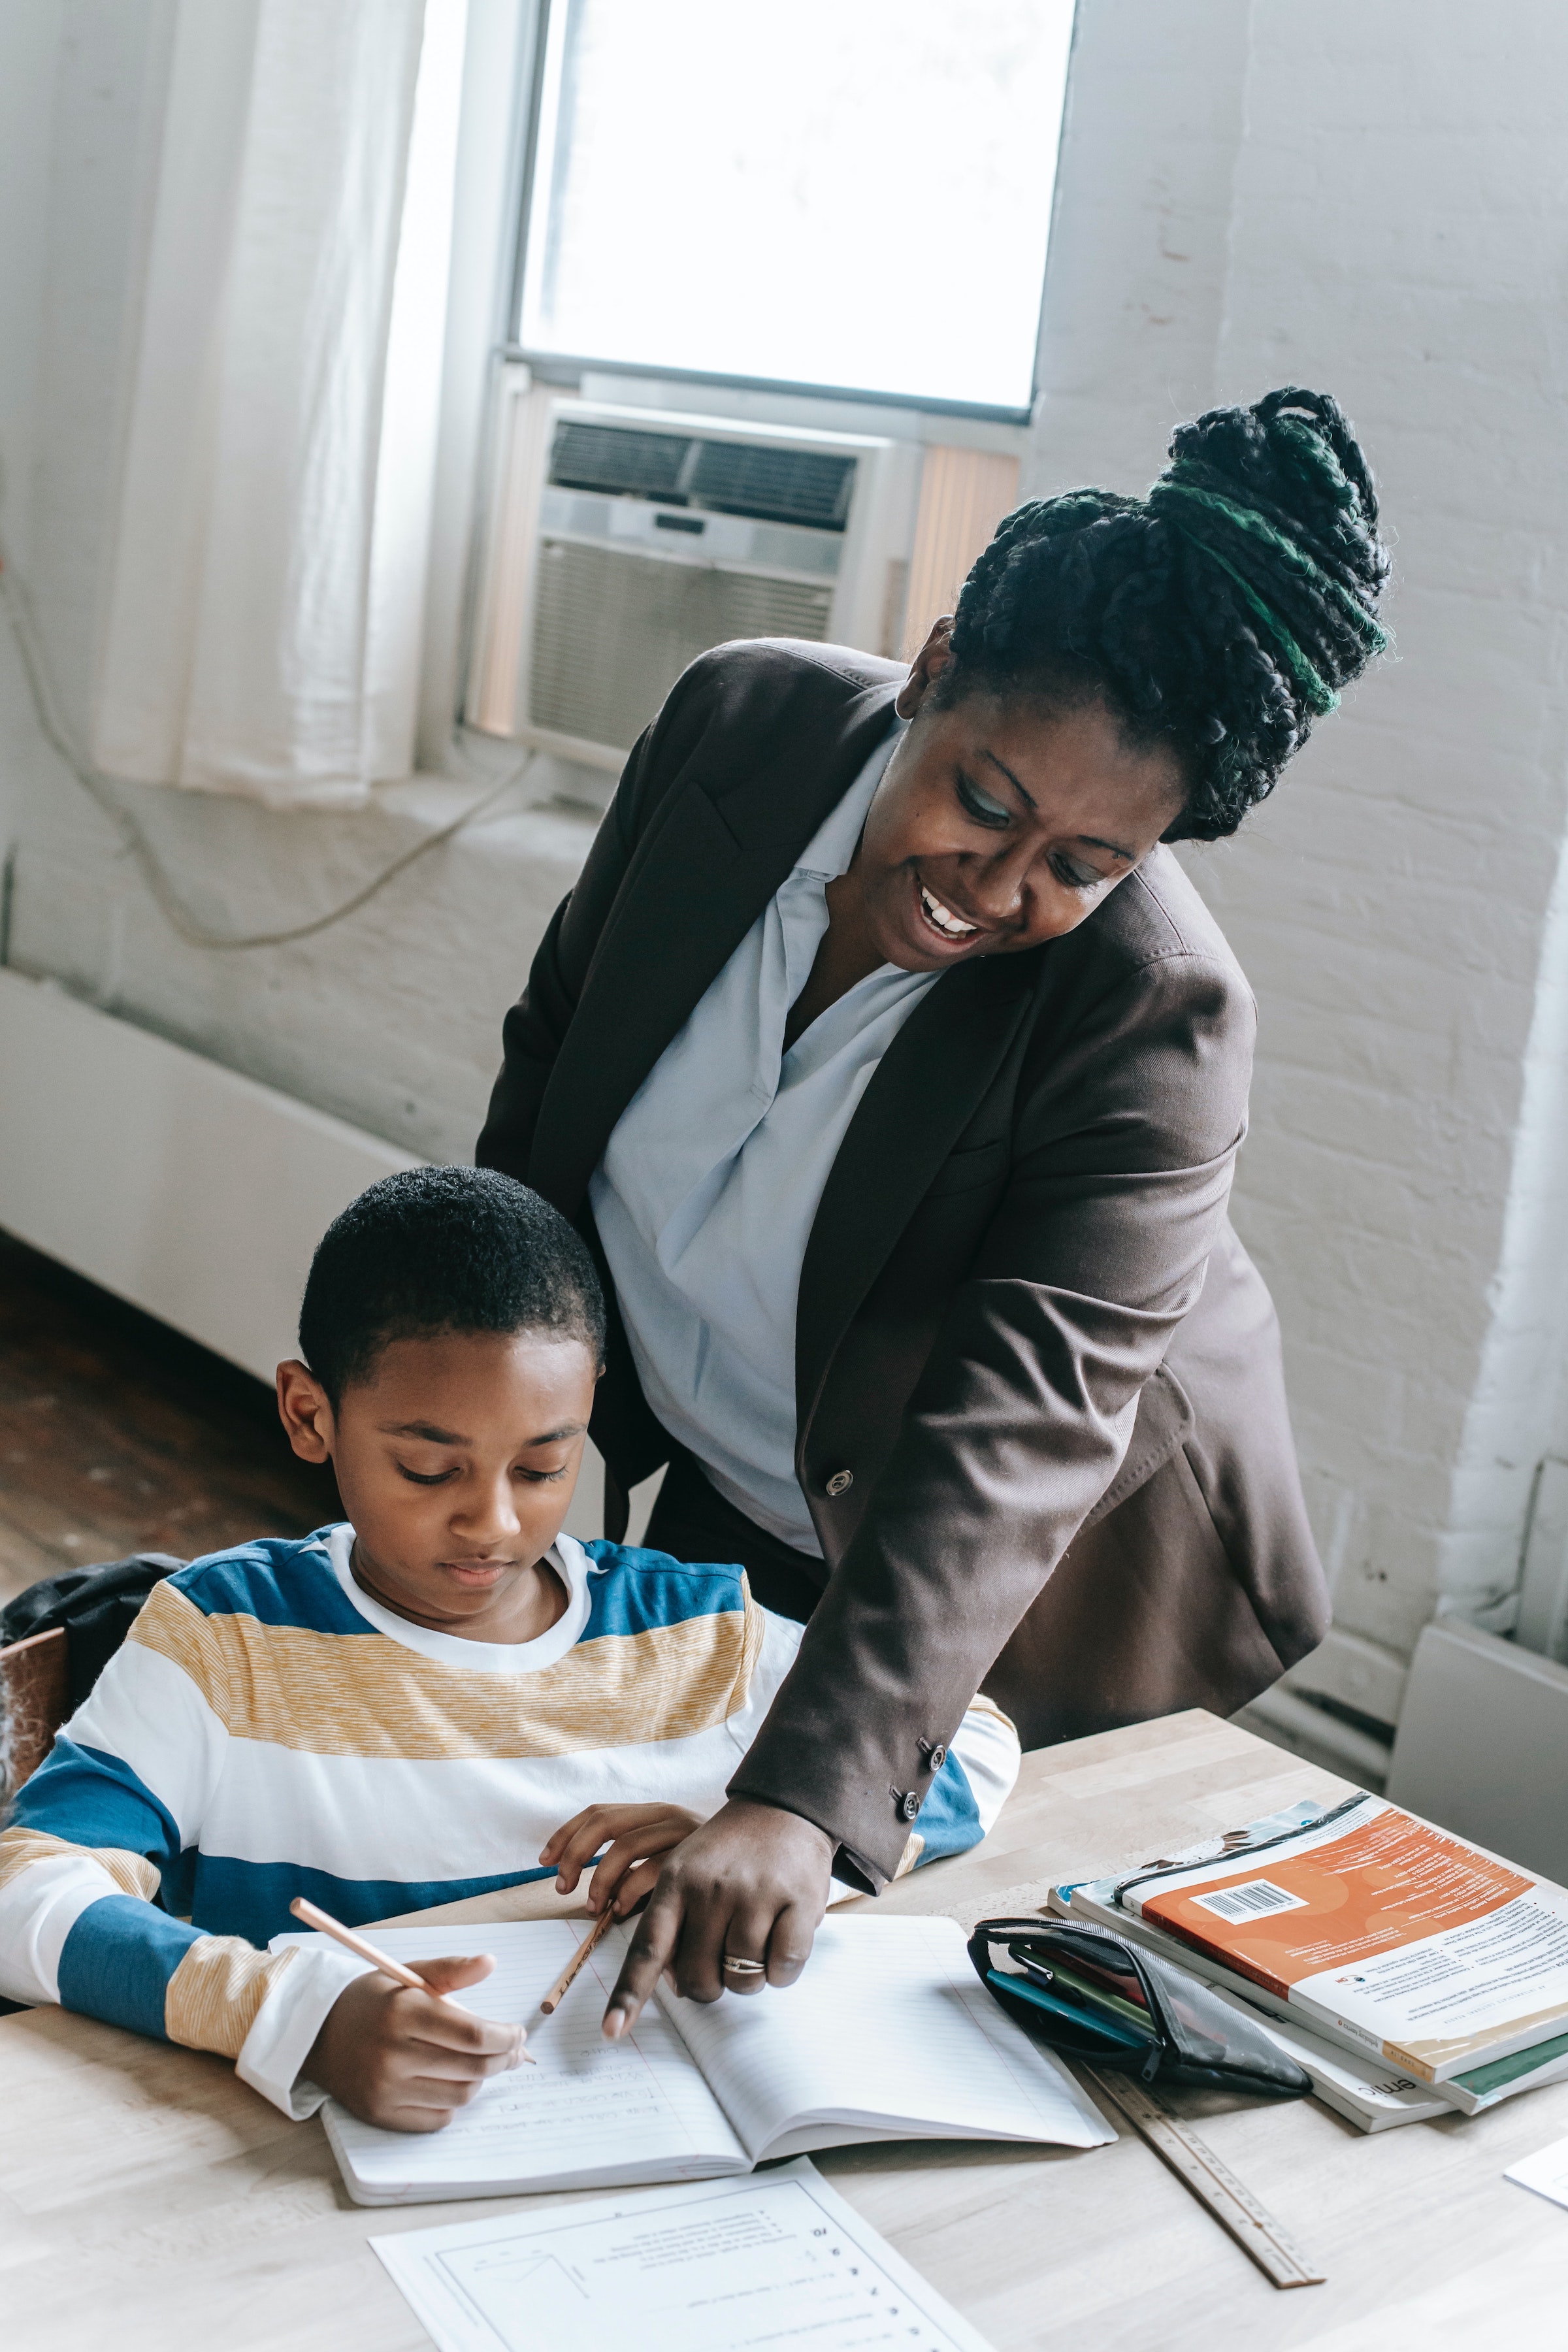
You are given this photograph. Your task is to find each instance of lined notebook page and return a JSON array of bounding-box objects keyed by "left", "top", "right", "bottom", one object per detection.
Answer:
[
  {"left": 284, "top": 1922, "right": 746, "bottom": 2193},
  {"left": 662, "top": 1915, "right": 1111, "bottom": 2158}
]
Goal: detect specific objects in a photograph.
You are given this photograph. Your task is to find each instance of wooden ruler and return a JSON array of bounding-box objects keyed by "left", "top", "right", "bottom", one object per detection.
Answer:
[{"left": 1085, "top": 2068, "right": 1326, "bottom": 2289}]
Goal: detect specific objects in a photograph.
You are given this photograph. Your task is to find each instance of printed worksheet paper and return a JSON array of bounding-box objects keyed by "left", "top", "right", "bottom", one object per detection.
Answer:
[{"left": 371, "top": 2157, "right": 998, "bottom": 2352}]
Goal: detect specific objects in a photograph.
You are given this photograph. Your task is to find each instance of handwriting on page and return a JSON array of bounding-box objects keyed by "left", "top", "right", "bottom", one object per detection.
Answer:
[{"left": 322, "top": 1922, "right": 743, "bottom": 2185}]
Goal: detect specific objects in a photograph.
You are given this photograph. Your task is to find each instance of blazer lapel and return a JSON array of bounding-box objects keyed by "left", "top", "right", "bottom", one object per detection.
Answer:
[
  {"left": 795, "top": 951, "right": 1038, "bottom": 1431},
  {"left": 529, "top": 681, "right": 900, "bottom": 1213}
]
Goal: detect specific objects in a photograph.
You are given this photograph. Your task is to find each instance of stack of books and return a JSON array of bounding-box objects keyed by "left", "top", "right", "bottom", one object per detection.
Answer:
[{"left": 1050, "top": 1792, "right": 1568, "bottom": 2133}]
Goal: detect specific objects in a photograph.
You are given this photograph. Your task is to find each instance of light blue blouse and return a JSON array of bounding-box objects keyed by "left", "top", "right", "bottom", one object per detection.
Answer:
[{"left": 589, "top": 722, "right": 937, "bottom": 1552}]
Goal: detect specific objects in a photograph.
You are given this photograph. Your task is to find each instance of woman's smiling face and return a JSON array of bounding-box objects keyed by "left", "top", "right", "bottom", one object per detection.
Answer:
[{"left": 853, "top": 624, "right": 1189, "bottom": 972}]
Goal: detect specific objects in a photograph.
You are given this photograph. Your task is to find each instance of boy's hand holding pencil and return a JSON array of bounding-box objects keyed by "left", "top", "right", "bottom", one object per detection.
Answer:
[
  {"left": 292, "top": 1803, "right": 704, "bottom": 2123},
  {"left": 294, "top": 1897, "right": 531, "bottom": 2134}
]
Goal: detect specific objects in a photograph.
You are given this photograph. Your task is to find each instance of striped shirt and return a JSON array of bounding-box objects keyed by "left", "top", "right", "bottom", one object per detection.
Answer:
[{"left": 0, "top": 1525, "right": 1018, "bottom": 2117}]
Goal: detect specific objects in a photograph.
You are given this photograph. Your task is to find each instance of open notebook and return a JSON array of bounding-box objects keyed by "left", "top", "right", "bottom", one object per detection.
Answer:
[{"left": 276, "top": 1915, "right": 1111, "bottom": 2205}]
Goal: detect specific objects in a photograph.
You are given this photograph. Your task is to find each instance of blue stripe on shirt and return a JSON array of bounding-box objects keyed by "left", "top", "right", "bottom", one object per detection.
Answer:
[
  {"left": 171, "top": 1536, "right": 373, "bottom": 1634},
  {"left": 10, "top": 1739, "right": 181, "bottom": 1879},
  {"left": 169, "top": 1534, "right": 747, "bottom": 1645},
  {"left": 189, "top": 1857, "right": 557, "bottom": 1948},
  {"left": 56, "top": 1895, "right": 200, "bottom": 2039},
  {"left": 581, "top": 1543, "right": 746, "bottom": 1641},
  {"left": 911, "top": 1751, "right": 982, "bottom": 1862},
  {"left": 11, "top": 1723, "right": 559, "bottom": 1956}
]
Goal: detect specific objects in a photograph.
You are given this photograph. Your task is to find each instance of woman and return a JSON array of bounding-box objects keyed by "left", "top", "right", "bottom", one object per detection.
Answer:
[{"left": 478, "top": 387, "right": 1390, "bottom": 2034}]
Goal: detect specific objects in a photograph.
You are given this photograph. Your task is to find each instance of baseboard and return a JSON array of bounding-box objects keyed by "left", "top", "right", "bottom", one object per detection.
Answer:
[{"left": 0, "top": 969, "right": 419, "bottom": 1384}]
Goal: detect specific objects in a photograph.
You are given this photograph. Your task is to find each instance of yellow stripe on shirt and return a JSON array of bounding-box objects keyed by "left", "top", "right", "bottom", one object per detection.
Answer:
[
  {"left": 130, "top": 1582, "right": 762, "bottom": 1760},
  {"left": 0, "top": 1825, "right": 159, "bottom": 1901},
  {"left": 165, "top": 1936, "right": 299, "bottom": 2059}
]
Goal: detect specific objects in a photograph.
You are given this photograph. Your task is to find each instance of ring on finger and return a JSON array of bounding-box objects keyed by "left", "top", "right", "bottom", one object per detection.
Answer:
[{"left": 721, "top": 1954, "right": 766, "bottom": 1977}]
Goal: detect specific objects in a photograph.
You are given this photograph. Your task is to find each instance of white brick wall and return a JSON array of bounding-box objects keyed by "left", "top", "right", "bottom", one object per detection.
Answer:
[
  {"left": 1021, "top": 1, "right": 1568, "bottom": 1735},
  {"left": 1214, "top": 0, "right": 1568, "bottom": 1670},
  {"left": 5, "top": 0, "right": 1568, "bottom": 1738}
]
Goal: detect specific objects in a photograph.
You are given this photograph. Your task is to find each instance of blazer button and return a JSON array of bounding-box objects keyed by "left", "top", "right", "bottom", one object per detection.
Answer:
[
  {"left": 825, "top": 1469, "right": 853, "bottom": 1497},
  {"left": 928, "top": 1744, "right": 947, "bottom": 1773},
  {"left": 895, "top": 1789, "right": 922, "bottom": 1823}
]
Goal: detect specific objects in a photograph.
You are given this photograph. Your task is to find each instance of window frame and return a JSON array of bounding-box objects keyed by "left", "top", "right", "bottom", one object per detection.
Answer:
[{"left": 500, "top": 0, "right": 1070, "bottom": 427}]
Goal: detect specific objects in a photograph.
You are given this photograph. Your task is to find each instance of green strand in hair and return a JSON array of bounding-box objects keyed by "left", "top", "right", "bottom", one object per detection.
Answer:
[
  {"left": 1271, "top": 414, "right": 1359, "bottom": 514},
  {"left": 1154, "top": 474, "right": 1390, "bottom": 653},
  {"left": 1169, "top": 527, "right": 1339, "bottom": 715}
]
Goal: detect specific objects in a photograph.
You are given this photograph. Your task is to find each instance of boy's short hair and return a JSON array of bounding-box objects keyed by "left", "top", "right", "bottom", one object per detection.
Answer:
[{"left": 299, "top": 1166, "right": 605, "bottom": 1405}]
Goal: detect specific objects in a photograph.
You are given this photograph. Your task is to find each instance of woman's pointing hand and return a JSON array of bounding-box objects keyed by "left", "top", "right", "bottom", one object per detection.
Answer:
[{"left": 601, "top": 1797, "right": 834, "bottom": 2036}]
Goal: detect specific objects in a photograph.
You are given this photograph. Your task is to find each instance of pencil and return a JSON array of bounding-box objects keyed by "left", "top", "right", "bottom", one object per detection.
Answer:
[
  {"left": 539, "top": 1903, "right": 618, "bottom": 2014},
  {"left": 288, "top": 1896, "right": 535, "bottom": 2061}
]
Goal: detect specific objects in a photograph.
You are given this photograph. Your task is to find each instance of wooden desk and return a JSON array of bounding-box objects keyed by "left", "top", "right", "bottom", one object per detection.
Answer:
[{"left": 4, "top": 1708, "right": 1566, "bottom": 2348}]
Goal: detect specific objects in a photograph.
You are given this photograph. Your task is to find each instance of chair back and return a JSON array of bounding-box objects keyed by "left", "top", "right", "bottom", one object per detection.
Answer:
[{"left": 0, "top": 1625, "right": 69, "bottom": 1799}]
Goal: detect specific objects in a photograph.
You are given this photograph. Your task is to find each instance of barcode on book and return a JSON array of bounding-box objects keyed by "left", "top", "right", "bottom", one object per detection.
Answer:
[{"left": 1191, "top": 1878, "right": 1308, "bottom": 1923}]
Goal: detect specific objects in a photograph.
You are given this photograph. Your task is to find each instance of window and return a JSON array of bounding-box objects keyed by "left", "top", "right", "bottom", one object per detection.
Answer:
[{"left": 515, "top": 0, "right": 1077, "bottom": 418}]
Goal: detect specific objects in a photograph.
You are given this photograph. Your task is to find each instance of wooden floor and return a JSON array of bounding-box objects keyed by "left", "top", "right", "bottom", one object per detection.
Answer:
[{"left": 0, "top": 1232, "right": 340, "bottom": 1610}]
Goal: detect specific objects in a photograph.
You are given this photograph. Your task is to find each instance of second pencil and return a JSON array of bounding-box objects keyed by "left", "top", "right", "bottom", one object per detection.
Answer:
[{"left": 540, "top": 1904, "right": 618, "bottom": 2014}]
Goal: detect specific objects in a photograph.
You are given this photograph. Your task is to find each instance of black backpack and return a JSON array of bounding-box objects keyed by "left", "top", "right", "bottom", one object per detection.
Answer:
[{"left": 1, "top": 1553, "right": 185, "bottom": 1714}]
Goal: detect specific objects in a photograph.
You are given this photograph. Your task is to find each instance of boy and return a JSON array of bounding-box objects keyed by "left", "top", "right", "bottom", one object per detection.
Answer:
[{"left": 0, "top": 1169, "right": 1019, "bottom": 2132}]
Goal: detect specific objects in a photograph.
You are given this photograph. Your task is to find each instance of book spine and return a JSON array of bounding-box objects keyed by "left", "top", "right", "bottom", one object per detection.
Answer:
[
  {"left": 1290, "top": 1992, "right": 1568, "bottom": 2087},
  {"left": 1286, "top": 1990, "right": 1434, "bottom": 2081}
]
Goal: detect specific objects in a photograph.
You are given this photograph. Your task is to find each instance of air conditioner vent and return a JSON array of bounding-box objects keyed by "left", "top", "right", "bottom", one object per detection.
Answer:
[
  {"left": 529, "top": 539, "right": 834, "bottom": 755},
  {"left": 546, "top": 419, "right": 857, "bottom": 531},
  {"left": 688, "top": 442, "right": 855, "bottom": 530},
  {"left": 549, "top": 421, "right": 692, "bottom": 499}
]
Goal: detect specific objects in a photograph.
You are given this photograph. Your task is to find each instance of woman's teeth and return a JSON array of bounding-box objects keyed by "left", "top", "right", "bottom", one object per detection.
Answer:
[{"left": 920, "top": 883, "right": 979, "bottom": 940}]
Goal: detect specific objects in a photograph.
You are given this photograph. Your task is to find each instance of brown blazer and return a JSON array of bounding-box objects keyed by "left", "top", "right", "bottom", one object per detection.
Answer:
[{"left": 478, "top": 640, "right": 1328, "bottom": 1889}]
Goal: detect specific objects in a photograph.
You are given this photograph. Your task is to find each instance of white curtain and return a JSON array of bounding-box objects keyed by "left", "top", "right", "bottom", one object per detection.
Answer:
[{"left": 91, "top": 0, "right": 468, "bottom": 808}]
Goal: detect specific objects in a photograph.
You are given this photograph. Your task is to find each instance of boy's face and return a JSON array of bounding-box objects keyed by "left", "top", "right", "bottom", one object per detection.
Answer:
[{"left": 277, "top": 1328, "right": 600, "bottom": 1640}]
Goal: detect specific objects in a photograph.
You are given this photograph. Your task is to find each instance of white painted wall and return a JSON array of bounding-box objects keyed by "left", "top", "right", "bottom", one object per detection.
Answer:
[
  {"left": 0, "top": 0, "right": 67, "bottom": 856},
  {"left": 0, "top": 0, "right": 593, "bottom": 1168},
  {"left": 5, "top": 0, "right": 1568, "bottom": 1748},
  {"left": 0, "top": 966, "right": 419, "bottom": 1380},
  {"left": 0, "top": 0, "right": 66, "bottom": 583}
]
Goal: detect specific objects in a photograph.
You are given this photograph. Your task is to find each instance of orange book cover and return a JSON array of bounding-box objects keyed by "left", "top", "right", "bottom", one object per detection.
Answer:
[{"left": 1128, "top": 1798, "right": 1568, "bottom": 2082}]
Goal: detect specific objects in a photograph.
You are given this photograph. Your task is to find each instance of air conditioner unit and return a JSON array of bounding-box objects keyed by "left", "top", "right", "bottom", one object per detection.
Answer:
[{"left": 466, "top": 376, "right": 916, "bottom": 771}]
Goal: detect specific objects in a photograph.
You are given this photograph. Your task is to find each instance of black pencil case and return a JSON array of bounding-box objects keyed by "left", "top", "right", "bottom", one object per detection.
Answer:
[{"left": 967, "top": 1916, "right": 1313, "bottom": 2097}]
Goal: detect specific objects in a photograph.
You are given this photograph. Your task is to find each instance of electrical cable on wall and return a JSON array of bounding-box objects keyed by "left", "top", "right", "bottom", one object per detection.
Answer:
[{"left": 0, "top": 549, "right": 540, "bottom": 955}]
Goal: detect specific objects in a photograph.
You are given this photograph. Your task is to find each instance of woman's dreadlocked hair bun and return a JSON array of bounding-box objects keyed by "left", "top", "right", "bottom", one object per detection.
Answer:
[{"left": 941, "top": 387, "right": 1390, "bottom": 840}]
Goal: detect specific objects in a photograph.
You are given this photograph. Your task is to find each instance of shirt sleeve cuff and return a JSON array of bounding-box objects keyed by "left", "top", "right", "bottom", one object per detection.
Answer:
[{"left": 236, "top": 1944, "right": 374, "bottom": 2119}]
